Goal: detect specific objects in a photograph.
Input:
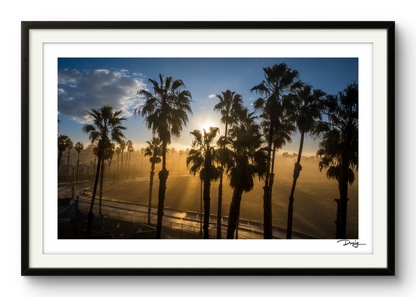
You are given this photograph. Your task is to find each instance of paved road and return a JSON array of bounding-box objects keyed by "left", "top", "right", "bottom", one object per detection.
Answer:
[{"left": 58, "top": 179, "right": 312, "bottom": 239}]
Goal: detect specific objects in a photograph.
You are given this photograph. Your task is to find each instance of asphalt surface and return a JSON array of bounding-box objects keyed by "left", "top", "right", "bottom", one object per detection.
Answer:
[{"left": 58, "top": 179, "right": 312, "bottom": 239}]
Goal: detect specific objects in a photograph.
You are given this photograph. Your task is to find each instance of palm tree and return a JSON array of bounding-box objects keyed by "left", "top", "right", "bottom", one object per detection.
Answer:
[
  {"left": 140, "top": 148, "right": 146, "bottom": 169},
  {"left": 82, "top": 105, "right": 126, "bottom": 237},
  {"left": 119, "top": 140, "right": 126, "bottom": 177},
  {"left": 126, "top": 140, "right": 133, "bottom": 177},
  {"left": 94, "top": 141, "right": 115, "bottom": 215},
  {"left": 107, "top": 143, "right": 115, "bottom": 174},
  {"left": 66, "top": 141, "right": 74, "bottom": 182},
  {"left": 115, "top": 147, "right": 121, "bottom": 175},
  {"left": 314, "top": 83, "right": 358, "bottom": 239},
  {"left": 179, "top": 150, "right": 185, "bottom": 170},
  {"left": 284, "top": 84, "right": 325, "bottom": 239},
  {"left": 74, "top": 142, "right": 84, "bottom": 184},
  {"left": 262, "top": 116, "right": 295, "bottom": 200},
  {"left": 145, "top": 137, "right": 162, "bottom": 224},
  {"left": 58, "top": 135, "right": 71, "bottom": 172},
  {"left": 213, "top": 90, "right": 243, "bottom": 239},
  {"left": 251, "top": 63, "right": 302, "bottom": 239},
  {"left": 136, "top": 74, "right": 192, "bottom": 239},
  {"left": 222, "top": 109, "right": 268, "bottom": 239},
  {"left": 187, "top": 127, "right": 221, "bottom": 239}
]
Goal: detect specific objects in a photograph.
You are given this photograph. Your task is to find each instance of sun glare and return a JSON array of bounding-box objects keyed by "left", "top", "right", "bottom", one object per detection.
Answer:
[{"left": 201, "top": 121, "right": 216, "bottom": 132}]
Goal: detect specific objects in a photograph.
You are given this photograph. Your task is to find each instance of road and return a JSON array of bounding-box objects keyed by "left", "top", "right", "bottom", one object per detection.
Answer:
[{"left": 58, "top": 179, "right": 311, "bottom": 239}]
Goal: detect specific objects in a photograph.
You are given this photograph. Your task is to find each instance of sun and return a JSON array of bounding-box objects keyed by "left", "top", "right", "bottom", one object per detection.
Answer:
[{"left": 201, "top": 121, "right": 216, "bottom": 132}]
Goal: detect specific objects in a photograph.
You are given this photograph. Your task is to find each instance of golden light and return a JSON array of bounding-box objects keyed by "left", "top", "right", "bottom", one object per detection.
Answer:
[{"left": 201, "top": 121, "right": 216, "bottom": 132}]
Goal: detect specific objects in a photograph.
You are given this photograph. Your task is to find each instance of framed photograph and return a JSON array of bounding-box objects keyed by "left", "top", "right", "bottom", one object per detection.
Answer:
[{"left": 21, "top": 21, "right": 395, "bottom": 275}]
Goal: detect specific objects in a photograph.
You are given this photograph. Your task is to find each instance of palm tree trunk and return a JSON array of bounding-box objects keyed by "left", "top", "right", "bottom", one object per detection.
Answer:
[
  {"left": 216, "top": 122, "right": 228, "bottom": 239},
  {"left": 121, "top": 151, "right": 123, "bottom": 176},
  {"left": 203, "top": 153, "right": 211, "bottom": 239},
  {"left": 216, "top": 172, "right": 223, "bottom": 239},
  {"left": 86, "top": 156, "right": 102, "bottom": 238},
  {"left": 99, "top": 159, "right": 105, "bottom": 215},
  {"left": 338, "top": 131, "right": 351, "bottom": 239},
  {"left": 76, "top": 153, "right": 80, "bottom": 185},
  {"left": 286, "top": 132, "right": 305, "bottom": 239},
  {"left": 203, "top": 177, "right": 211, "bottom": 239},
  {"left": 226, "top": 187, "right": 243, "bottom": 239},
  {"left": 156, "top": 141, "right": 169, "bottom": 239},
  {"left": 148, "top": 162, "right": 155, "bottom": 224},
  {"left": 67, "top": 151, "right": 70, "bottom": 182},
  {"left": 269, "top": 142, "right": 277, "bottom": 197},
  {"left": 263, "top": 122, "right": 274, "bottom": 239},
  {"left": 203, "top": 176, "right": 211, "bottom": 239},
  {"left": 58, "top": 152, "right": 63, "bottom": 171}
]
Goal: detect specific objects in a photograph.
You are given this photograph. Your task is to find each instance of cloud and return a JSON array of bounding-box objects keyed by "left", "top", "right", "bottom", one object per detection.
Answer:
[
  {"left": 58, "top": 69, "right": 147, "bottom": 123},
  {"left": 208, "top": 94, "right": 216, "bottom": 98}
]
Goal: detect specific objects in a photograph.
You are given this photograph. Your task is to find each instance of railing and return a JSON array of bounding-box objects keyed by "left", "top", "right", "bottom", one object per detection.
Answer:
[
  {"left": 78, "top": 204, "right": 230, "bottom": 238},
  {"left": 78, "top": 204, "right": 148, "bottom": 223},
  {"left": 75, "top": 202, "right": 316, "bottom": 239}
]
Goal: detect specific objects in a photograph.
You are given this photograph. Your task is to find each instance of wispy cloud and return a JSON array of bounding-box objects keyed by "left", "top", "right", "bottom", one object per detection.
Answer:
[
  {"left": 208, "top": 94, "right": 216, "bottom": 98},
  {"left": 58, "top": 69, "right": 146, "bottom": 124}
]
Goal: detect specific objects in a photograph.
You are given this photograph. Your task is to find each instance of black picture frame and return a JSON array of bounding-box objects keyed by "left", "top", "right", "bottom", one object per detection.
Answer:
[{"left": 21, "top": 21, "right": 395, "bottom": 276}]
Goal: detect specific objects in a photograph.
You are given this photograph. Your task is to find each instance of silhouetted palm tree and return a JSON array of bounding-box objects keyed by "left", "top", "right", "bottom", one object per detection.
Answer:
[
  {"left": 284, "top": 84, "right": 325, "bottom": 239},
  {"left": 119, "top": 140, "right": 126, "bottom": 176},
  {"left": 145, "top": 137, "right": 162, "bottom": 224},
  {"left": 115, "top": 147, "right": 121, "bottom": 175},
  {"left": 187, "top": 127, "right": 221, "bottom": 239},
  {"left": 66, "top": 141, "right": 74, "bottom": 182},
  {"left": 94, "top": 141, "right": 115, "bottom": 215},
  {"left": 251, "top": 63, "right": 302, "bottom": 239},
  {"left": 136, "top": 74, "right": 192, "bottom": 239},
  {"left": 262, "top": 116, "right": 295, "bottom": 200},
  {"left": 213, "top": 90, "right": 243, "bottom": 238},
  {"left": 82, "top": 105, "right": 126, "bottom": 237},
  {"left": 222, "top": 109, "right": 268, "bottom": 239},
  {"left": 179, "top": 150, "right": 185, "bottom": 169},
  {"left": 126, "top": 140, "right": 133, "bottom": 177},
  {"left": 58, "top": 135, "right": 71, "bottom": 172},
  {"left": 75, "top": 142, "right": 84, "bottom": 184},
  {"left": 314, "top": 83, "right": 358, "bottom": 239}
]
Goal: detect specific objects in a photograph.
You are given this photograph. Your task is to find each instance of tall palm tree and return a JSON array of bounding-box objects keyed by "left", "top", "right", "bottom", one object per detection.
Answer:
[
  {"left": 107, "top": 143, "right": 115, "bottom": 174},
  {"left": 126, "top": 140, "right": 133, "bottom": 177},
  {"left": 214, "top": 90, "right": 243, "bottom": 138},
  {"left": 251, "top": 63, "right": 302, "bottom": 239},
  {"left": 179, "top": 150, "right": 185, "bottom": 170},
  {"left": 82, "top": 105, "right": 126, "bottom": 237},
  {"left": 58, "top": 135, "right": 71, "bottom": 172},
  {"left": 136, "top": 74, "right": 192, "bottom": 239},
  {"left": 170, "top": 148, "right": 177, "bottom": 168},
  {"left": 145, "top": 137, "right": 162, "bottom": 224},
  {"left": 284, "top": 84, "right": 326, "bottom": 239},
  {"left": 94, "top": 141, "right": 115, "bottom": 215},
  {"left": 66, "top": 141, "right": 74, "bottom": 182},
  {"left": 262, "top": 117, "right": 295, "bottom": 200},
  {"left": 213, "top": 90, "right": 243, "bottom": 239},
  {"left": 314, "top": 83, "right": 358, "bottom": 239},
  {"left": 119, "top": 140, "right": 126, "bottom": 176},
  {"left": 140, "top": 148, "right": 146, "bottom": 169},
  {"left": 74, "top": 142, "right": 84, "bottom": 184},
  {"left": 222, "top": 109, "right": 268, "bottom": 239},
  {"left": 187, "top": 127, "right": 221, "bottom": 239},
  {"left": 115, "top": 147, "right": 121, "bottom": 175}
]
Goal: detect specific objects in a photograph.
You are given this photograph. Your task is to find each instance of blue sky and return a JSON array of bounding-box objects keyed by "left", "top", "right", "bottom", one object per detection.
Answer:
[{"left": 58, "top": 57, "right": 358, "bottom": 155}]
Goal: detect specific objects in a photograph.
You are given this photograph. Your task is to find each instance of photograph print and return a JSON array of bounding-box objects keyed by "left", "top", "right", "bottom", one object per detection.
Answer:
[{"left": 57, "top": 57, "right": 358, "bottom": 241}]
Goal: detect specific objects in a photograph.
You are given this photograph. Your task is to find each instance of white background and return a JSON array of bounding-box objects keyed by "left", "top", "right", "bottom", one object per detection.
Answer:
[{"left": 29, "top": 30, "right": 387, "bottom": 267}]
